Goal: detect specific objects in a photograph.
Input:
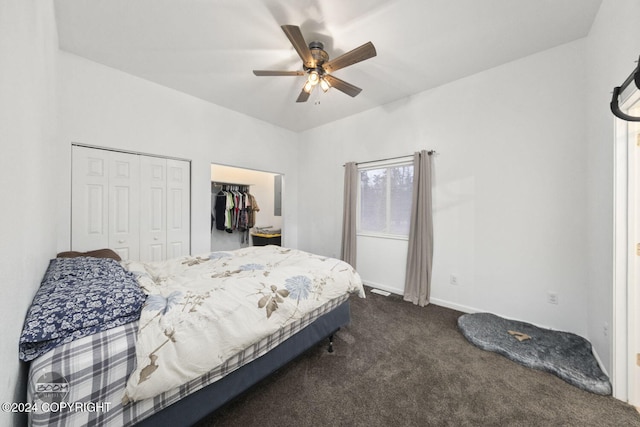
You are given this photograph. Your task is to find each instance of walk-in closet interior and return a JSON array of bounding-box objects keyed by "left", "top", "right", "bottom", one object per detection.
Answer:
[{"left": 210, "top": 164, "right": 283, "bottom": 252}]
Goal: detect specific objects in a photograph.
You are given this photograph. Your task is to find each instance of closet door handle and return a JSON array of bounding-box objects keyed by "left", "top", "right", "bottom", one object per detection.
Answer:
[
  {"left": 118, "top": 240, "right": 125, "bottom": 244},
  {"left": 154, "top": 237, "right": 159, "bottom": 241}
]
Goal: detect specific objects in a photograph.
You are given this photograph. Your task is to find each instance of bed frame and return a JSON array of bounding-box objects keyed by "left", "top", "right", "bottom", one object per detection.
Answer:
[{"left": 135, "top": 300, "right": 351, "bottom": 426}]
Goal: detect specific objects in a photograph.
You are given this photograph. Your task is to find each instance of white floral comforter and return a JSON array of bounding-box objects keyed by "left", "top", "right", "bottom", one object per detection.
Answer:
[{"left": 122, "top": 245, "right": 364, "bottom": 403}]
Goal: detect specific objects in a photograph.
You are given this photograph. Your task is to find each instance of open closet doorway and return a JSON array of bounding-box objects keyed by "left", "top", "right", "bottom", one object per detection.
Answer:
[{"left": 210, "top": 163, "right": 283, "bottom": 252}]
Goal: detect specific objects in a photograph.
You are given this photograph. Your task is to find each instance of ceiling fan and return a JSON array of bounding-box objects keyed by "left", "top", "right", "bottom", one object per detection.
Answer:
[{"left": 253, "top": 25, "right": 377, "bottom": 103}]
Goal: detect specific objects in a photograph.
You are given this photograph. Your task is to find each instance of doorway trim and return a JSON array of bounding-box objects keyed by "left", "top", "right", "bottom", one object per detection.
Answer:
[{"left": 613, "top": 87, "right": 640, "bottom": 404}]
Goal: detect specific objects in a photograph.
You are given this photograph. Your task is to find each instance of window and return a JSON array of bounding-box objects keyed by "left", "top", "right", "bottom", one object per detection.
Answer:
[{"left": 358, "top": 162, "right": 414, "bottom": 237}]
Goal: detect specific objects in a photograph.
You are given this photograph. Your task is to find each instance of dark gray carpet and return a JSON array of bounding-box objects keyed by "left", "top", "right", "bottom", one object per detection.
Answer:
[
  {"left": 458, "top": 312, "right": 612, "bottom": 395},
  {"left": 197, "top": 288, "right": 640, "bottom": 427}
]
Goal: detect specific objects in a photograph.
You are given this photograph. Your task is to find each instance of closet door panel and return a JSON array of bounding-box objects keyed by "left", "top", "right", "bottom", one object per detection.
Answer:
[
  {"left": 140, "top": 156, "right": 167, "bottom": 262},
  {"left": 86, "top": 186, "right": 104, "bottom": 235},
  {"left": 72, "top": 146, "right": 109, "bottom": 251},
  {"left": 166, "top": 159, "right": 191, "bottom": 258},
  {"left": 148, "top": 243, "right": 164, "bottom": 261},
  {"left": 149, "top": 188, "right": 164, "bottom": 231},
  {"left": 108, "top": 151, "right": 140, "bottom": 261}
]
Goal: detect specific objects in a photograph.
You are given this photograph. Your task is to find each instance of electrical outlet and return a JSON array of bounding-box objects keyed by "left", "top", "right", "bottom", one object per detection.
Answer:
[
  {"left": 603, "top": 322, "right": 609, "bottom": 337},
  {"left": 547, "top": 291, "right": 558, "bottom": 305},
  {"left": 450, "top": 274, "right": 459, "bottom": 285}
]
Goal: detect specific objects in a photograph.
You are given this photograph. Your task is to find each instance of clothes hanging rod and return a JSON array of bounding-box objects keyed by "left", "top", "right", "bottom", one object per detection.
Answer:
[
  {"left": 343, "top": 150, "right": 436, "bottom": 167},
  {"left": 212, "top": 183, "right": 251, "bottom": 194},
  {"left": 211, "top": 181, "right": 252, "bottom": 187}
]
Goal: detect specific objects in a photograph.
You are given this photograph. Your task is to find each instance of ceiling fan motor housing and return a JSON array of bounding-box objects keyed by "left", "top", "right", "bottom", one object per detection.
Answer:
[{"left": 308, "top": 41, "right": 329, "bottom": 68}]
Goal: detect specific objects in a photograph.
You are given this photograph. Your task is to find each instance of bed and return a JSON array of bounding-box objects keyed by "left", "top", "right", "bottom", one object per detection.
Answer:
[{"left": 21, "top": 245, "right": 364, "bottom": 426}]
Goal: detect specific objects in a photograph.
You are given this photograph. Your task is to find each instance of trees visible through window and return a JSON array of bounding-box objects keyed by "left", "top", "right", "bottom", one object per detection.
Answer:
[{"left": 358, "top": 163, "right": 413, "bottom": 237}]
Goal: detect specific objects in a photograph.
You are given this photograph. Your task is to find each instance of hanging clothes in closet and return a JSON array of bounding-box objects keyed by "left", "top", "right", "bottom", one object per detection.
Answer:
[{"left": 213, "top": 184, "right": 260, "bottom": 243}]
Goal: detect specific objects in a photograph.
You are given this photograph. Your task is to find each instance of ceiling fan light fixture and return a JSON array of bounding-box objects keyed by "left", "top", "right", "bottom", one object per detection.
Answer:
[
  {"left": 303, "top": 80, "right": 313, "bottom": 93},
  {"left": 320, "top": 77, "right": 330, "bottom": 92},
  {"left": 308, "top": 70, "right": 320, "bottom": 85}
]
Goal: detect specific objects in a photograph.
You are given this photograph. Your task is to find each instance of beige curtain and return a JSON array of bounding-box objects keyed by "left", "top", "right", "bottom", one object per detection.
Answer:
[
  {"left": 404, "top": 150, "right": 434, "bottom": 306},
  {"left": 341, "top": 162, "right": 358, "bottom": 267}
]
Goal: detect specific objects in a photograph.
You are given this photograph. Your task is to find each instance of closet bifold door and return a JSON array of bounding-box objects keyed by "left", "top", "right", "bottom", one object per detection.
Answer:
[
  {"left": 140, "top": 156, "right": 167, "bottom": 262},
  {"left": 166, "top": 159, "right": 190, "bottom": 259},
  {"left": 71, "top": 147, "right": 140, "bottom": 260},
  {"left": 108, "top": 151, "right": 140, "bottom": 260},
  {"left": 71, "top": 146, "right": 110, "bottom": 252},
  {"left": 71, "top": 147, "right": 140, "bottom": 259},
  {"left": 72, "top": 146, "right": 191, "bottom": 262}
]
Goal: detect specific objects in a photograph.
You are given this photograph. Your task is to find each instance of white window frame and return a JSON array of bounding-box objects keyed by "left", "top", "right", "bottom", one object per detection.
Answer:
[{"left": 356, "top": 159, "right": 414, "bottom": 241}]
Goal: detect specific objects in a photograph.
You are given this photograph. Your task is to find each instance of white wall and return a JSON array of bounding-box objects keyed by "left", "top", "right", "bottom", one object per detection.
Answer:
[
  {"left": 584, "top": 0, "right": 640, "bottom": 381},
  {"left": 356, "top": 236, "right": 408, "bottom": 294},
  {"left": 0, "top": 1, "right": 58, "bottom": 426},
  {"left": 56, "top": 52, "right": 300, "bottom": 256},
  {"left": 299, "top": 40, "right": 590, "bottom": 337}
]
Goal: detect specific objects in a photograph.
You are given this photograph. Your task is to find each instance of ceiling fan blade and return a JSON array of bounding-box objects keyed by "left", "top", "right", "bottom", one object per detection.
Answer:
[
  {"left": 253, "top": 70, "right": 305, "bottom": 76},
  {"left": 281, "top": 25, "right": 315, "bottom": 68},
  {"left": 323, "top": 75, "right": 362, "bottom": 97},
  {"left": 322, "top": 41, "right": 376, "bottom": 73},
  {"left": 296, "top": 85, "right": 313, "bottom": 103}
]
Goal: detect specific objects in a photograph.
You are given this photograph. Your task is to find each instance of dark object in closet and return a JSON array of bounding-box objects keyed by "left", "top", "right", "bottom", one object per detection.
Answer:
[
  {"left": 252, "top": 233, "right": 281, "bottom": 247},
  {"left": 214, "top": 191, "right": 227, "bottom": 231},
  {"left": 610, "top": 54, "right": 640, "bottom": 122}
]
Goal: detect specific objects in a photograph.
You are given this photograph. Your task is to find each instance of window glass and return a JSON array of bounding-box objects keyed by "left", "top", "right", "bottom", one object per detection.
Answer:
[
  {"left": 359, "top": 163, "right": 413, "bottom": 236},
  {"left": 389, "top": 165, "right": 413, "bottom": 235},
  {"left": 360, "top": 168, "right": 387, "bottom": 233}
]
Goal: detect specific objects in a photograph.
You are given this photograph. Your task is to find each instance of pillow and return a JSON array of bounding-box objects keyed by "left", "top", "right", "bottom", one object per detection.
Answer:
[
  {"left": 57, "top": 248, "right": 122, "bottom": 261},
  {"left": 19, "top": 257, "right": 145, "bottom": 361}
]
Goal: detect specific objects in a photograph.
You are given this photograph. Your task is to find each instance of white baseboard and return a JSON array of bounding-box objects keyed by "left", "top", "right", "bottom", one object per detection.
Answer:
[
  {"left": 591, "top": 347, "right": 610, "bottom": 378},
  {"left": 431, "top": 297, "right": 559, "bottom": 331},
  {"left": 361, "top": 280, "right": 403, "bottom": 296},
  {"left": 429, "top": 297, "right": 478, "bottom": 314},
  {"left": 361, "top": 288, "right": 484, "bottom": 315}
]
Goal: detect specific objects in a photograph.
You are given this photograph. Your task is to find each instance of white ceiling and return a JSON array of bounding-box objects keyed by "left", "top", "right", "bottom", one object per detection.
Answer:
[{"left": 54, "top": 0, "right": 602, "bottom": 132}]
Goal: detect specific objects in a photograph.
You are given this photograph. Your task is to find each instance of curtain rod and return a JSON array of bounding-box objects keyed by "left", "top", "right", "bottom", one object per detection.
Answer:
[
  {"left": 343, "top": 150, "right": 436, "bottom": 167},
  {"left": 610, "top": 55, "right": 640, "bottom": 122}
]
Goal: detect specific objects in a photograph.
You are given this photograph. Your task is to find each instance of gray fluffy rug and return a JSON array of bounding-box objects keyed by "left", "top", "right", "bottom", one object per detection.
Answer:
[{"left": 458, "top": 312, "right": 612, "bottom": 395}]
